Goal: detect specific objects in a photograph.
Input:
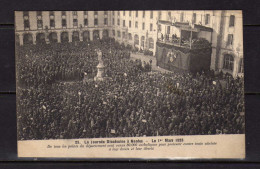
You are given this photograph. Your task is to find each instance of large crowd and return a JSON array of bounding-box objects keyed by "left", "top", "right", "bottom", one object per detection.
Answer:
[{"left": 16, "top": 38, "right": 245, "bottom": 140}]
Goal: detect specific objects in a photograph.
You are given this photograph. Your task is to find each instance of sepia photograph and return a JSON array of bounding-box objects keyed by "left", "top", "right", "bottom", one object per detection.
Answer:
[{"left": 15, "top": 10, "right": 245, "bottom": 158}]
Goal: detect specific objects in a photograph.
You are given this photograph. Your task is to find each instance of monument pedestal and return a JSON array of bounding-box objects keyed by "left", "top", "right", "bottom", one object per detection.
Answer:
[{"left": 94, "top": 61, "right": 105, "bottom": 81}]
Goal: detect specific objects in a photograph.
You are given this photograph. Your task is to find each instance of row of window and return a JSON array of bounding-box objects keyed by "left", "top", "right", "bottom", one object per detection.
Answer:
[
  {"left": 112, "top": 19, "right": 154, "bottom": 31},
  {"left": 112, "top": 11, "right": 154, "bottom": 19},
  {"left": 162, "top": 12, "right": 235, "bottom": 27},
  {"left": 24, "top": 11, "right": 108, "bottom": 17},
  {"left": 24, "top": 18, "right": 108, "bottom": 30},
  {"left": 23, "top": 11, "right": 236, "bottom": 28},
  {"left": 165, "top": 12, "right": 234, "bottom": 27},
  {"left": 191, "top": 13, "right": 235, "bottom": 27},
  {"left": 111, "top": 30, "right": 155, "bottom": 48}
]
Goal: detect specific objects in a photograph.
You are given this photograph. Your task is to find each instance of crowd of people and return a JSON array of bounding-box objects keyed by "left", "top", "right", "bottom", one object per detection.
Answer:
[{"left": 16, "top": 38, "right": 245, "bottom": 140}]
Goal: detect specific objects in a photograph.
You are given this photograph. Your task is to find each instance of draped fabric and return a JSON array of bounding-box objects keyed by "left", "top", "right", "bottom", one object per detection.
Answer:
[
  {"left": 156, "top": 42, "right": 211, "bottom": 73},
  {"left": 156, "top": 44, "right": 190, "bottom": 71}
]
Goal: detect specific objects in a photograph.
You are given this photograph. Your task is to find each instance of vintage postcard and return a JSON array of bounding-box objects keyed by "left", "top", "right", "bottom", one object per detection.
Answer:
[{"left": 15, "top": 10, "right": 245, "bottom": 159}]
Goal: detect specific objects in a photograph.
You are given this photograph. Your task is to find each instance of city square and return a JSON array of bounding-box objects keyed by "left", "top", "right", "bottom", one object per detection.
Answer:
[{"left": 15, "top": 11, "right": 245, "bottom": 140}]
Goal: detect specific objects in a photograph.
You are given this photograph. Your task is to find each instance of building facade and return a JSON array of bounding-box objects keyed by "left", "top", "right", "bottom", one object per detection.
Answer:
[
  {"left": 157, "top": 10, "right": 243, "bottom": 77},
  {"left": 15, "top": 11, "right": 112, "bottom": 45},
  {"left": 15, "top": 10, "right": 243, "bottom": 77},
  {"left": 110, "top": 10, "right": 158, "bottom": 55}
]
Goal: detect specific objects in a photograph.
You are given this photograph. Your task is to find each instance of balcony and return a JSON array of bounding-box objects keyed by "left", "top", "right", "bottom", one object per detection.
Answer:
[
  {"left": 157, "top": 20, "right": 213, "bottom": 50},
  {"left": 157, "top": 37, "right": 212, "bottom": 50}
]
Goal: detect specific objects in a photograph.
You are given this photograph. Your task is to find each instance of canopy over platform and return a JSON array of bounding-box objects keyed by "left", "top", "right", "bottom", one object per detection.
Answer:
[{"left": 158, "top": 20, "right": 213, "bottom": 50}]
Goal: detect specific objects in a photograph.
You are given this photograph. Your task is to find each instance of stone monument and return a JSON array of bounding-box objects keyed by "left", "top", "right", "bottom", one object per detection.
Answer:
[{"left": 94, "top": 50, "right": 105, "bottom": 81}]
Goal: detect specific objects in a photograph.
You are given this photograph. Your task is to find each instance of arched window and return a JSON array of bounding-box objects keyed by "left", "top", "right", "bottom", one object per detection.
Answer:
[
  {"left": 223, "top": 54, "right": 234, "bottom": 71},
  {"left": 102, "top": 30, "right": 109, "bottom": 38},
  {"left": 72, "top": 31, "right": 80, "bottom": 42},
  {"left": 61, "top": 32, "right": 69, "bottom": 43},
  {"left": 48, "top": 32, "right": 58, "bottom": 43},
  {"left": 141, "top": 36, "right": 145, "bottom": 48},
  {"left": 148, "top": 38, "right": 154, "bottom": 49},
  {"left": 134, "top": 34, "right": 139, "bottom": 46},
  {"left": 36, "top": 33, "right": 45, "bottom": 44},
  {"left": 83, "top": 31, "right": 90, "bottom": 41},
  {"left": 93, "top": 30, "right": 100, "bottom": 40},
  {"left": 128, "top": 33, "right": 132, "bottom": 40}
]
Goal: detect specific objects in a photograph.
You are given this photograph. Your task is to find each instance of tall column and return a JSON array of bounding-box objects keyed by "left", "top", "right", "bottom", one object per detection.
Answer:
[
  {"left": 68, "top": 31, "right": 72, "bottom": 42},
  {"left": 108, "top": 29, "right": 111, "bottom": 38},
  {"left": 139, "top": 35, "right": 142, "bottom": 50},
  {"left": 19, "top": 34, "right": 23, "bottom": 46},
  {"left": 79, "top": 31, "right": 83, "bottom": 41},
  {"left": 57, "top": 32, "right": 61, "bottom": 43},
  {"left": 232, "top": 56, "right": 239, "bottom": 78},
  {"left": 99, "top": 30, "right": 103, "bottom": 40},
  {"left": 89, "top": 30, "right": 93, "bottom": 41},
  {"left": 32, "top": 33, "right": 36, "bottom": 45},
  {"left": 179, "top": 30, "right": 182, "bottom": 46},
  {"left": 215, "top": 10, "right": 225, "bottom": 72},
  {"left": 190, "top": 30, "right": 193, "bottom": 49},
  {"left": 153, "top": 37, "right": 156, "bottom": 56},
  {"left": 45, "top": 33, "right": 50, "bottom": 44}
]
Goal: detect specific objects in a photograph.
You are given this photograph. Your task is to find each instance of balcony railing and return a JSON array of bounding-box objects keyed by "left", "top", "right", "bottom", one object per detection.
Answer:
[{"left": 157, "top": 37, "right": 211, "bottom": 50}]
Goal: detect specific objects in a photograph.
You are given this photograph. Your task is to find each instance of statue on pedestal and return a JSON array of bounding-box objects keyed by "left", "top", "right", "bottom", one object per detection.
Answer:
[{"left": 94, "top": 49, "right": 105, "bottom": 81}]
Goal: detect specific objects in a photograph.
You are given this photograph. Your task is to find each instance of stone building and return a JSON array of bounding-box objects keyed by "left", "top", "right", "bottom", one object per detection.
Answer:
[
  {"left": 157, "top": 10, "right": 243, "bottom": 77},
  {"left": 110, "top": 10, "right": 158, "bottom": 55},
  {"left": 15, "top": 11, "right": 111, "bottom": 45},
  {"left": 15, "top": 10, "right": 243, "bottom": 77}
]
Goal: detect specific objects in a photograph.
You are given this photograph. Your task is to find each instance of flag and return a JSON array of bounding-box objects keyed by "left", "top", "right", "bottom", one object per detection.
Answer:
[
  {"left": 42, "top": 105, "right": 46, "bottom": 110},
  {"left": 212, "top": 81, "right": 216, "bottom": 85},
  {"left": 142, "top": 119, "right": 147, "bottom": 123}
]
